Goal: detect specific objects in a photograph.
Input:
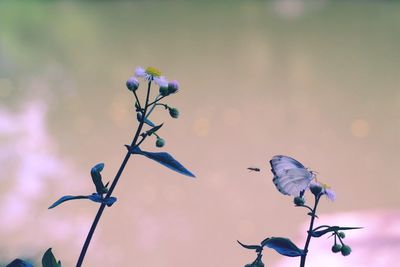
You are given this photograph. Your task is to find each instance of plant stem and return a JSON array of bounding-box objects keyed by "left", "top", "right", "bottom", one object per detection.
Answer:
[
  {"left": 76, "top": 81, "right": 152, "bottom": 267},
  {"left": 299, "top": 194, "right": 321, "bottom": 267},
  {"left": 145, "top": 94, "right": 161, "bottom": 119},
  {"left": 147, "top": 94, "right": 167, "bottom": 107}
]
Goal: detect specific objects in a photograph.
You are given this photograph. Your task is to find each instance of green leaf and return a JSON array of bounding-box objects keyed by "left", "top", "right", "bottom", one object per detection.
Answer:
[
  {"left": 261, "top": 237, "right": 304, "bottom": 257},
  {"left": 49, "top": 194, "right": 117, "bottom": 209},
  {"left": 6, "top": 259, "right": 34, "bottom": 267},
  {"left": 136, "top": 112, "right": 155, "bottom": 127},
  {"left": 129, "top": 146, "right": 195, "bottom": 178},
  {"left": 48, "top": 195, "right": 90, "bottom": 209},
  {"left": 90, "top": 163, "right": 108, "bottom": 194},
  {"left": 42, "top": 248, "right": 61, "bottom": 267},
  {"left": 145, "top": 123, "right": 163, "bottom": 136},
  {"left": 237, "top": 240, "right": 262, "bottom": 252},
  {"left": 310, "top": 226, "right": 363, "bottom": 238}
]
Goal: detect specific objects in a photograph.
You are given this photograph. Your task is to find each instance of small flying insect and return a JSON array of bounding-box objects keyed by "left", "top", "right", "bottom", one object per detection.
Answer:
[{"left": 247, "top": 167, "right": 261, "bottom": 172}]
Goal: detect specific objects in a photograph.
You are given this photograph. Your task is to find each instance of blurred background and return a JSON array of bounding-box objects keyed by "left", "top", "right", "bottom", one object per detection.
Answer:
[{"left": 0, "top": 0, "right": 399, "bottom": 266}]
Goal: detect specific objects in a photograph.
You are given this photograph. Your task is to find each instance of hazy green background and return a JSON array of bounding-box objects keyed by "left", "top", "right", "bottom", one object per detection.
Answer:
[{"left": 0, "top": 1, "right": 399, "bottom": 266}]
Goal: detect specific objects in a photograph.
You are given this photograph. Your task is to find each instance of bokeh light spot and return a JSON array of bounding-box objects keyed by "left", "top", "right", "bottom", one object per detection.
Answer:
[
  {"left": 192, "top": 117, "right": 210, "bottom": 137},
  {"left": 350, "top": 119, "right": 370, "bottom": 138}
]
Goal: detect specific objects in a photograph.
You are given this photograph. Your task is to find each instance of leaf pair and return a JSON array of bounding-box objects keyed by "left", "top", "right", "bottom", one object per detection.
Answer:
[
  {"left": 238, "top": 237, "right": 304, "bottom": 258},
  {"left": 48, "top": 164, "right": 116, "bottom": 209},
  {"left": 48, "top": 194, "right": 117, "bottom": 209},
  {"left": 310, "top": 225, "right": 363, "bottom": 238}
]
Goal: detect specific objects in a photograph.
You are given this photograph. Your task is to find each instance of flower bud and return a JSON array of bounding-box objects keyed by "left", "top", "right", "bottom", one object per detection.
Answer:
[
  {"left": 309, "top": 182, "right": 323, "bottom": 196},
  {"left": 331, "top": 244, "right": 342, "bottom": 253},
  {"left": 293, "top": 196, "right": 305, "bottom": 206},
  {"left": 156, "top": 137, "right": 165, "bottom": 147},
  {"left": 168, "top": 80, "right": 179, "bottom": 94},
  {"left": 126, "top": 77, "right": 139, "bottom": 92},
  {"left": 159, "top": 86, "right": 169, "bottom": 96},
  {"left": 169, "top": 107, "right": 179, "bottom": 118},
  {"left": 338, "top": 232, "right": 346, "bottom": 239},
  {"left": 341, "top": 245, "right": 352, "bottom": 256}
]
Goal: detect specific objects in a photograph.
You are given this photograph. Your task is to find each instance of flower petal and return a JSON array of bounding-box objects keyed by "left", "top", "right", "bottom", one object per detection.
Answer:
[
  {"left": 135, "top": 67, "right": 146, "bottom": 78},
  {"left": 154, "top": 76, "right": 168, "bottom": 88},
  {"left": 325, "top": 188, "right": 336, "bottom": 201}
]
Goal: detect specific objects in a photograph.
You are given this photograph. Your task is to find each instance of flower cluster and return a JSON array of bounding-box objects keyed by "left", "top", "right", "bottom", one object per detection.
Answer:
[
  {"left": 127, "top": 66, "right": 180, "bottom": 97},
  {"left": 126, "top": 66, "right": 182, "bottom": 147}
]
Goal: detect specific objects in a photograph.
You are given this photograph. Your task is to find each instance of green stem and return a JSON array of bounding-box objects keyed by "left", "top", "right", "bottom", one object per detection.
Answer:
[
  {"left": 299, "top": 194, "right": 321, "bottom": 267},
  {"left": 145, "top": 94, "right": 162, "bottom": 118},
  {"left": 76, "top": 81, "right": 153, "bottom": 267},
  {"left": 147, "top": 94, "right": 167, "bottom": 107},
  {"left": 133, "top": 91, "right": 142, "bottom": 110}
]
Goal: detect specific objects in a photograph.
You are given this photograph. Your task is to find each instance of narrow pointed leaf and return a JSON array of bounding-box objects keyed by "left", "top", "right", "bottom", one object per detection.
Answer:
[
  {"left": 145, "top": 123, "right": 163, "bottom": 136},
  {"left": 136, "top": 112, "right": 155, "bottom": 127},
  {"left": 130, "top": 146, "right": 195, "bottom": 178},
  {"left": 42, "top": 248, "right": 61, "bottom": 267},
  {"left": 262, "top": 237, "right": 304, "bottom": 257},
  {"left": 6, "top": 259, "right": 34, "bottom": 267},
  {"left": 48, "top": 195, "right": 90, "bottom": 209},
  {"left": 311, "top": 225, "right": 363, "bottom": 237},
  {"left": 237, "top": 240, "right": 262, "bottom": 251}
]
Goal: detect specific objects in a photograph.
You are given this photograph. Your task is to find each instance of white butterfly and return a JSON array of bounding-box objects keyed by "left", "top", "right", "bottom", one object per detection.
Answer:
[{"left": 270, "top": 155, "right": 314, "bottom": 196}]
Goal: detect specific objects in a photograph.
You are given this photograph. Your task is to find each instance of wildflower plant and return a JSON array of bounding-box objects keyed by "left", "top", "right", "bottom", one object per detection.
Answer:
[
  {"left": 8, "top": 67, "right": 195, "bottom": 267},
  {"left": 238, "top": 155, "right": 361, "bottom": 267}
]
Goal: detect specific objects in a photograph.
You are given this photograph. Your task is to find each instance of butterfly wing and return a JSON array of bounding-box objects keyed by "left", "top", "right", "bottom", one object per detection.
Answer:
[
  {"left": 270, "top": 155, "right": 306, "bottom": 177},
  {"left": 270, "top": 155, "right": 313, "bottom": 196},
  {"left": 273, "top": 168, "right": 313, "bottom": 196}
]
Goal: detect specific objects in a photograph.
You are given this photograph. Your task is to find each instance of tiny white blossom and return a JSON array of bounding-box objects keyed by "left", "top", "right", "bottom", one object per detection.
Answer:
[
  {"left": 135, "top": 67, "right": 146, "bottom": 78},
  {"left": 154, "top": 76, "right": 168, "bottom": 88}
]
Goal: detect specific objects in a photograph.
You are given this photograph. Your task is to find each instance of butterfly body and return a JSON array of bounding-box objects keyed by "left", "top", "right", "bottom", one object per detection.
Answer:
[{"left": 270, "top": 155, "right": 314, "bottom": 196}]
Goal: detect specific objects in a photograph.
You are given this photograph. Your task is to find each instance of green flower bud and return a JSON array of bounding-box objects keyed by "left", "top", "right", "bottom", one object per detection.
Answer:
[
  {"left": 338, "top": 232, "right": 346, "bottom": 239},
  {"left": 331, "top": 244, "right": 342, "bottom": 253},
  {"left": 168, "top": 80, "right": 179, "bottom": 94},
  {"left": 309, "top": 183, "right": 323, "bottom": 196},
  {"left": 341, "top": 245, "right": 352, "bottom": 256},
  {"left": 156, "top": 137, "right": 165, "bottom": 147},
  {"left": 169, "top": 107, "right": 179, "bottom": 118},
  {"left": 159, "top": 86, "right": 169, "bottom": 96},
  {"left": 293, "top": 196, "right": 305, "bottom": 206},
  {"left": 126, "top": 77, "right": 139, "bottom": 92}
]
